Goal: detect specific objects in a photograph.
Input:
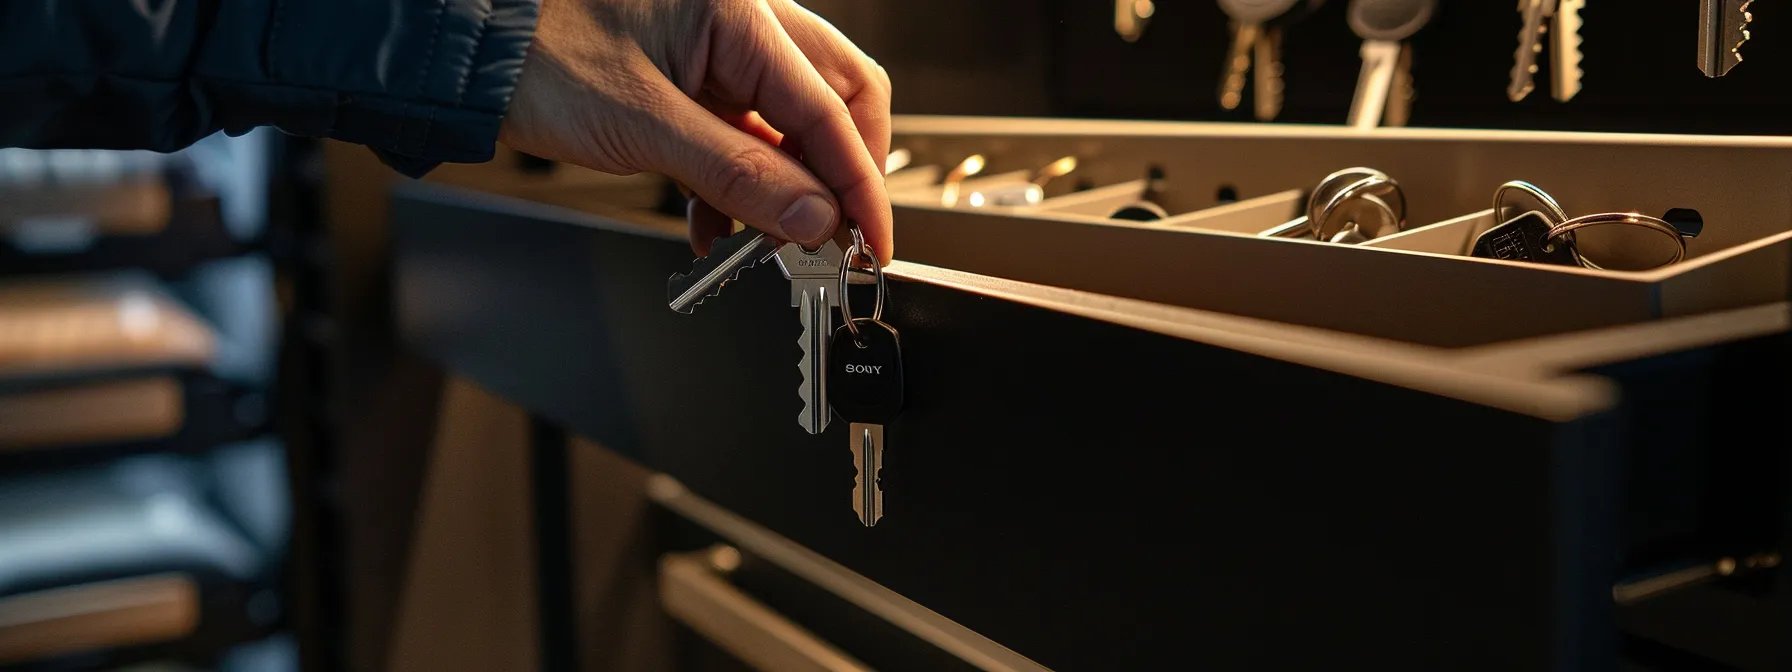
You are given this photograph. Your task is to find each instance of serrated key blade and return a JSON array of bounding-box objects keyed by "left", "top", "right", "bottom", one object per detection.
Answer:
[
  {"left": 1700, "top": 0, "right": 1753, "bottom": 77},
  {"left": 850, "top": 422, "right": 884, "bottom": 527},
  {"left": 667, "top": 229, "right": 780, "bottom": 314},
  {"left": 796, "top": 285, "right": 830, "bottom": 434},
  {"left": 1551, "top": 0, "right": 1584, "bottom": 101},
  {"left": 1508, "top": 0, "right": 1553, "bottom": 101}
]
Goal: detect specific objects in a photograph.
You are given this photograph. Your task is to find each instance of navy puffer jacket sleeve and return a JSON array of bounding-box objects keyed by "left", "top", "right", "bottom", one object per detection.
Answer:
[{"left": 0, "top": 0, "right": 541, "bottom": 178}]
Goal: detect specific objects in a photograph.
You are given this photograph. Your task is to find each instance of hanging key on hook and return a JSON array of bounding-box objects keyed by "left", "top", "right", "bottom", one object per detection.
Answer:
[
  {"left": 1345, "top": 0, "right": 1436, "bottom": 129},
  {"left": 1216, "top": 0, "right": 1324, "bottom": 121}
]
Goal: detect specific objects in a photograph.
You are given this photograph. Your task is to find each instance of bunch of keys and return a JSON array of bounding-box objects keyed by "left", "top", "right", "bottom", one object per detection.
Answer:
[
  {"left": 1470, "top": 181, "right": 1701, "bottom": 270},
  {"left": 668, "top": 227, "right": 870, "bottom": 435},
  {"left": 1216, "top": 0, "right": 1325, "bottom": 121},
  {"left": 1259, "top": 166, "right": 1409, "bottom": 244},
  {"left": 830, "top": 226, "right": 906, "bottom": 527},
  {"left": 666, "top": 223, "right": 906, "bottom": 527}
]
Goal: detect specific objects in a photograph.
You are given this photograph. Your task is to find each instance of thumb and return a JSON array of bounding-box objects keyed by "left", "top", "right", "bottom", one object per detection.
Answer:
[{"left": 646, "top": 95, "right": 840, "bottom": 248}]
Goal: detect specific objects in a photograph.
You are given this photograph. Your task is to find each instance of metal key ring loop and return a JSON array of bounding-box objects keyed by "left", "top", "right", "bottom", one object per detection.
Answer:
[
  {"left": 1545, "top": 212, "right": 1688, "bottom": 270},
  {"left": 838, "top": 226, "right": 885, "bottom": 346},
  {"left": 1305, "top": 167, "right": 1394, "bottom": 223},
  {"left": 1494, "top": 180, "right": 1570, "bottom": 224},
  {"left": 1310, "top": 175, "right": 1384, "bottom": 236},
  {"left": 1311, "top": 174, "right": 1404, "bottom": 239}
]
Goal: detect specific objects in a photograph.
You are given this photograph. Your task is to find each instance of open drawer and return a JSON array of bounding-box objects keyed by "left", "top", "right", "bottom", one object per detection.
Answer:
[{"left": 391, "top": 133, "right": 1789, "bottom": 670}]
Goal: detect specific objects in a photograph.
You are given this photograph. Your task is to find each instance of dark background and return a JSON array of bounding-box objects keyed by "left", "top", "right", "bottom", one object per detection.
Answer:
[{"left": 809, "top": 0, "right": 1791, "bottom": 135}]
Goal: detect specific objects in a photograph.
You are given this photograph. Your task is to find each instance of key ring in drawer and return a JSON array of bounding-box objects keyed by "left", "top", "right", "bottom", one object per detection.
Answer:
[
  {"left": 1308, "top": 168, "right": 1407, "bottom": 241},
  {"left": 1545, "top": 212, "right": 1688, "bottom": 269},
  {"left": 1493, "top": 180, "right": 1571, "bottom": 225},
  {"left": 1488, "top": 180, "right": 1691, "bottom": 271}
]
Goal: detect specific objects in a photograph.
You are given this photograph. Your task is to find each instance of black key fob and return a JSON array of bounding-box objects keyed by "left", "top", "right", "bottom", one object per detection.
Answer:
[{"left": 1471, "top": 211, "right": 1579, "bottom": 266}]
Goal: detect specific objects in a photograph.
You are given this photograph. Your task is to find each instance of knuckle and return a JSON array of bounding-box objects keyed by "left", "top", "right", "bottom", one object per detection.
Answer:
[
  {"left": 710, "top": 145, "right": 780, "bottom": 206},
  {"left": 874, "top": 64, "right": 892, "bottom": 92}
]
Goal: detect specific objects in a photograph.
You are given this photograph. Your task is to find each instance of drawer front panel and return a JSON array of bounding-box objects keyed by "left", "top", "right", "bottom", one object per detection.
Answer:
[{"left": 395, "top": 186, "right": 1621, "bottom": 671}]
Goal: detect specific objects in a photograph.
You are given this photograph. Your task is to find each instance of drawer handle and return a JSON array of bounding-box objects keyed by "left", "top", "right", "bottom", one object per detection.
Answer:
[{"left": 660, "top": 546, "right": 875, "bottom": 672}]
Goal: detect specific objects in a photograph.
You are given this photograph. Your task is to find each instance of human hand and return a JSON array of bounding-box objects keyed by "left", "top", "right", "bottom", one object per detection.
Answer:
[{"left": 500, "top": 0, "right": 894, "bottom": 264}]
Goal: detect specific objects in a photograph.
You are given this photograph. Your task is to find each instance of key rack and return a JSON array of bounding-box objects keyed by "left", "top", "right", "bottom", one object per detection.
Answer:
[{"left": 390, "top": 114, "right": 1792, "bottom": 672}]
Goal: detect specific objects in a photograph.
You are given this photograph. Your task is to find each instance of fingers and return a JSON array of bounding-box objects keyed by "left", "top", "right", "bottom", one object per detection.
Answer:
[
  {"left": 767, "top": 0, "right": 892, "bottom": 175},
  {"left": 697, "top": 90, "right": 786, "bottom": 148},
  {"left": 646, "top": 84, "right": 841, "bottom": 248},
  {"left": 706, "top": 1, "right": 893, "bottom": 264},
  {"left": 687, "top": 197, "right": 735, "bottom": 256}
]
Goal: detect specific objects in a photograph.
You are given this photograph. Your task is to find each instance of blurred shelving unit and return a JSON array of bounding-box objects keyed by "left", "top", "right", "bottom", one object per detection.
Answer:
[{"left": 0, "top": 132, "right": 297, "bottom": 672}]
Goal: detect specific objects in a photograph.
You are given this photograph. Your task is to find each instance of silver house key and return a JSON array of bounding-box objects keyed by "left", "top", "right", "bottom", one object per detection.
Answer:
[
  {"left": 1346, "top": 0, "right": 1436, "bottom": 129},
  {"left": 830, "top": 227, "right": 903, "bottom": 527},
  {"left": 774, "top": 241, "right": 847, "bottom": 435},
  {"left": 1509, "top": 0, "right": 1585, "bottom": 102},
  {"left": 1699, "top": 0, "right": 1754, "bottom": 77},
  {"left": 666, "top": 228, "right": 780, "bottom": 314},
  {"left": 1507, "top": 0, "right": 1557, "bottom": 102},
  {"left": 1551, "top": 0, "right": 1585, "bottom": 101}
]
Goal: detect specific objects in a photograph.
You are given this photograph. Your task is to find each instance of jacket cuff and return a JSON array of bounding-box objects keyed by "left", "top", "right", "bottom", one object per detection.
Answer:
[{"left": 271, "top": 0, "right": 540, "bottom": 177}]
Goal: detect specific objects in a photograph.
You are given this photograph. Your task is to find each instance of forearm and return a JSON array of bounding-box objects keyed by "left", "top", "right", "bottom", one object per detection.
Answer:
[{"left": 0, "top": 0, "right": 540, "bottom": 177}]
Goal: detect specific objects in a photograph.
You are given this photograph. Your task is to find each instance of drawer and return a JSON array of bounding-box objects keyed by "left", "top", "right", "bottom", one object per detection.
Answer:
[
  {"left": 392, "top": 131, "right": 1789, "bottom": 670},
  {"left": 654, "top": 476, "right": 1029, "bottom": 672}
]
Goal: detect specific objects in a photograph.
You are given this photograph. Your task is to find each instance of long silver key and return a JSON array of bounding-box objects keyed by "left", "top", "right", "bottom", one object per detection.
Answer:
[
  {"left": 1216, "top": 0, "right": 1300, "bottom": 116},
  {"left": 1346, "top": 0, "right": 1435, "bottom": 130},
  {"left": 774, "top": 242, "right": 846, "bottom": 435},
  {"left": 830, "top": 318, "right": 904, "bottom": 527},
  {"left": 1698, "top": 0, "right": 1754, "bottom": 77},
  {"left": 1551, "top": 0, "right": 1585, "bottom": 101},
  {"left": 1508, "top": 0, "right": 1556, "bottom": 102},
  {"left": 667, "top": 228, "right": 780, "bottom": 314}
]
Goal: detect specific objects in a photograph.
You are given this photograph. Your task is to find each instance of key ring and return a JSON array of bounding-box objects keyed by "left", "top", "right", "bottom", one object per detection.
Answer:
[
  {"left": 1304, "top": 167, "right": 1397, "bottom": 225},
  {"left": 1493, "top": 180, "right": 1570, "bottom": 224},
  {"left": 1309, "top": 171, "right": 1406, "bottom": 240},
  {"left": 1495, "top": 181, "right": 1691, "bottom": 271},
  {"left": 838, "top": 225, "right": 885, "bottom": 347},
  {"left": 1546, "top": 212, "right": 1688, "bottom": 270}
]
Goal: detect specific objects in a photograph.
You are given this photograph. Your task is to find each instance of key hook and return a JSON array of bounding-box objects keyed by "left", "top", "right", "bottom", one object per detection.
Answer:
[{"left": 838, "top": 225, "right": 886, "bottom": 347}]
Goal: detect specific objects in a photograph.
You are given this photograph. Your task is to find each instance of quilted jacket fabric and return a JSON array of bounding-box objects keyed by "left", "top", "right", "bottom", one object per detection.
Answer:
[{"left": 0, "top": 0, "right": 541, "bottom": 177}]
